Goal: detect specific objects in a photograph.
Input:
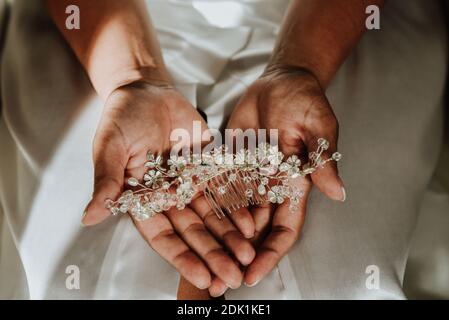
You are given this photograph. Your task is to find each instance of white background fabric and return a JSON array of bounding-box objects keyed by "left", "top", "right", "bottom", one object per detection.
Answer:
[{"left": 0, "top": 0, "right": 448, "bottom": 299}]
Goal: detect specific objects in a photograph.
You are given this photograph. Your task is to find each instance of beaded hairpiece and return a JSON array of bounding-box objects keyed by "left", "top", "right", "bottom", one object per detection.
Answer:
[{"left": 105, "top": 138, "right": 341, "bottom": 221}]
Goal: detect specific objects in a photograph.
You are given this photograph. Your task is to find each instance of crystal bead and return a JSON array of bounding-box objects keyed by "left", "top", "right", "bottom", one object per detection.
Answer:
[
  {"left": 127, "top": 177, "right": 139, "bottom": 187},
  {"left": 162, "top": 182, "right": 170, "bottom": 189},
  {"left": 317, "top": 138, "right": 329, "bottom": 150},
  {"left": 279, "top": 163, "right": 290, "bottom": 172},
  {"left": 118, "top": 196, "right": 126, "bottom": 204},
  {"left": 332, "top": 152, "right": 342, "bottom": 161},
  {"left": 218, "top": 186, "right": 227, "bottom": 195},
  {"left": 167, "top": 170, "right": 177, "bottom": 177},
  {"left": 289, "top": 167, "right": 300, "bottom": 178},
  {"left": 111, "top": 207, "right": 120, "bottom": 215},
  {"left": 104, "top": 199, "right": 114, "bottom": 209},
  {"left": 257, "top": 185, "right": 266, "bottom": 195},
  {"left": 261, "top": 177, "right": 269, "bottom": 185},
  {"left": 119, "top": 204, "right": 128, "bottom": 213},
  {"left": 267, "top": 191, "right": 277, "bottom": 203}
]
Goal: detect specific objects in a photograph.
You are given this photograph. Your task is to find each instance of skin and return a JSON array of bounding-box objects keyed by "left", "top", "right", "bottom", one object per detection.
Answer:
[
  {"left": 228, "top": 0, "right": 384, "bottom": 286},
  {"left": 45, "top": 0, "right": 256, "bottom": 296},
  {"left": 44, "top": 0, "right": 384, "bottom": 297}
]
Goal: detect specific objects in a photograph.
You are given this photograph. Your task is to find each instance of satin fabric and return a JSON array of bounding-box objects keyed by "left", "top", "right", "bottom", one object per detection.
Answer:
[{"left": 0, "top": 0, "right": 448, "bottom": 299}]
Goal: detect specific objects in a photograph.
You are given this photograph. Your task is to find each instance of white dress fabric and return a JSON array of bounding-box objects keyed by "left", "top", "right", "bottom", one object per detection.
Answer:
[{"left": 0, "top": 0, "right": 448, "bottom": 299}]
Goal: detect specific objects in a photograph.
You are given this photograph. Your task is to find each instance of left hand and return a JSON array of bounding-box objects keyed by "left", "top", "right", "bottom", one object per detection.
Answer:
[{"left": 227, "top": 66, "right": 345, "bottom": 286}]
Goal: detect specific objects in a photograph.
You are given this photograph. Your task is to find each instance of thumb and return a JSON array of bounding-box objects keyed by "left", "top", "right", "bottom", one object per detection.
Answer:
[
  {"left": 305, "top": 117, "right": 345, "bottom": 202},
  {"left": 82, "top": 140, "right": 126, "bottom": 226}
]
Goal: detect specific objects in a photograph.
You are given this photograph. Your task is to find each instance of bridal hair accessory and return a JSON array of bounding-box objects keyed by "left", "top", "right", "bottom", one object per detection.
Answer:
[{"left": 105, "top": 138, "right": 342, "bottom": 221}]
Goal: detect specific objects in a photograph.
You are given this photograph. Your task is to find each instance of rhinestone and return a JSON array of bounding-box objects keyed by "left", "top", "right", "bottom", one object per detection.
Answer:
[
  {"left": 332, "top": 152, "right": 342, "bottom": 161},
  {"left": 218, "top": 186, "right": 227, "bottom": 195},
  {"left": 104, "top": 199, "right": 114, "bottom": 209},
  {"left": 257, "top": 185, "right": 266, "bottom": 195},
  {"left": 127, "top": 177, "right": 139, "bottom": 187},
  {"left": 162, "top": 182, "right": 170, "bottom": 189},
  {"left": 111, "top": 207, "right": 120, "bottom": 215},
  {"left": 119, "top": 204, "right": 128, "bottom": 213},
  {"left": 167, "top": 170, "right": 177, "bottom": 177},
  {"left": 279, "top": 163, "right": 290, "bottom": 172},
  {"left": 317, "top": 138, "right": 329, "bottom": 150}
]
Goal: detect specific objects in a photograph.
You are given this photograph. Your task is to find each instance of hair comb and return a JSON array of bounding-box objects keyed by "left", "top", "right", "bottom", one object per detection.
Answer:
[{"left": 105, "top": 138, "right": 342, "bottom": 221}]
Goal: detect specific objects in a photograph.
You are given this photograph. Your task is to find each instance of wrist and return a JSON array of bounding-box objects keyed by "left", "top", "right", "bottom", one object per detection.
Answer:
[
  {"left": 265, "top": 54, "right": 331, "bottom": 89},
  {"left": 94, "top": 65, "right": 172, "bottom": 100},
  {"left": 261, "top": 64, "right": 324, "bottom": 90}
]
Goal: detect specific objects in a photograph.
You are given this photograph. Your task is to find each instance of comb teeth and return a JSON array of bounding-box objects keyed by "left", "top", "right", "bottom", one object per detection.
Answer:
[{"left": 203, "top": 169, "right": 265, "bottom": 219}]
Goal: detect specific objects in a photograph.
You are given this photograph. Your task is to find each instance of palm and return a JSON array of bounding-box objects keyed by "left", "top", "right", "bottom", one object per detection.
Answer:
[{"left": 83, "top": 82, "right": 255, "bottom": 294}]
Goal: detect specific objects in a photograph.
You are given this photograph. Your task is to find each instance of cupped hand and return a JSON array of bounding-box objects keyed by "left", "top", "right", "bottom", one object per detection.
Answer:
[
  {"left": 82, "top": 80, "right": 255, "bottom": 293},
  {"left": 227, "top": 66, "right": 345, "bottom": 286}
]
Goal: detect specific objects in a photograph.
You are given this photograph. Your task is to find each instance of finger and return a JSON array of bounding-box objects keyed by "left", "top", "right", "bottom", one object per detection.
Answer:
[
  {"left": 303, "top": 104, "right": 345, "bottom": 202},
  {"left": 165, "top": 207, "right": 243, "bottom": 289},
  {"left": 244, "top": 179, "right": 311, "bottom": 286},
  {"left": 226, "top": 207, "right": 256, "bottom": 239},
  {"left": 190, "top": 196, "right": 256, "bottom": 266},
  {"left": 135, "top": 213, "right": 212, "bottom": 290},
  {"left": 83, "top": 132, "right": 127, "bottom": 226},
  {"left": 208, "top": 277, "right": 228, "bottom": 298},
  {"left": 251, "top": 203, "right": 274, "bottom": 246}
]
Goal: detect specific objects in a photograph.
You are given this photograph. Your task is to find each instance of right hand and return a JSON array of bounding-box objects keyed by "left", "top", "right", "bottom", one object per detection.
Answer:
[{"left": 82, "top": 80, "right": 255, "bottom": 294}]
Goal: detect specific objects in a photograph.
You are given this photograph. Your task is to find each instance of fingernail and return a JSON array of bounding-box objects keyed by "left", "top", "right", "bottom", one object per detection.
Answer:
[
  {"left": 214, "top": 286, "right": 229, "bottom": 297},
  {"left": 244, "top": 279, "right": 260, "bottom": 287},
  {"left": 226, "top": 283, "right": 240, "bottom": 290},
  {"left": 340, "top": 187, "right": 346, "bottom": 202},
  {"left": 197, "top": 283, "right": 210, "bottom": 290}
]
